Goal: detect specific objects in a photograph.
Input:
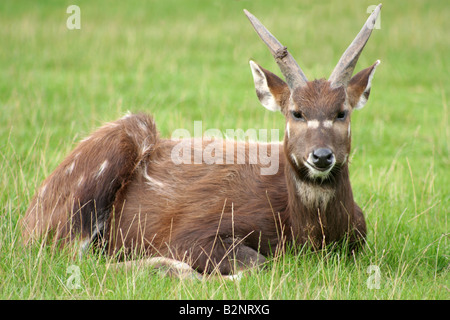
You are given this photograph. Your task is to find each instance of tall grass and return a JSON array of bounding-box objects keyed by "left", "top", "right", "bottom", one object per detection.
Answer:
[{"left": 0, "top": 0, "right": 448, "bottom": 299}]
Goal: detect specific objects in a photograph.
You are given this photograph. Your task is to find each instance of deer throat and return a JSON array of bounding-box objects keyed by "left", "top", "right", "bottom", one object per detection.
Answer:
[{"left": 290, "top": 171, "right": 336, "bottom": 212}]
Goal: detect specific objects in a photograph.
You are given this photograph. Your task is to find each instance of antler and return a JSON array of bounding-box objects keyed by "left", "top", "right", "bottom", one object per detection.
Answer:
[
  {"left": 244, "top": 9, "right": 308, "bottom": 90},
  {"left": 328, "top": 4, "right": 382, "bottom": 88}
]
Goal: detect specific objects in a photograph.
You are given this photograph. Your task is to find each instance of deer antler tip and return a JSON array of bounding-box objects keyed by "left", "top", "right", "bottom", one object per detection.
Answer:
[
  {"left": 244, "top": 9, "right": 308, "bottom": 89},
  {"left": 328, "top": 4, "right": 382, "bottom": 87}
]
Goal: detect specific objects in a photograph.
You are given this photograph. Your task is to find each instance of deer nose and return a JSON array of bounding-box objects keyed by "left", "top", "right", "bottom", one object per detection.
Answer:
[{"left": 312, "top": 148, "right": 334, "bottom": 169}]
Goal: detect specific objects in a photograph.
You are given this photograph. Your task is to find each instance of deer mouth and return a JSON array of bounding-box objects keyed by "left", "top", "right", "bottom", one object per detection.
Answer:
[
  {"left": 304, "top": 160, "right": 334, "bottom": 178},
  {"left": 305, "top": 161, "right": 330, "bottom": 172}
]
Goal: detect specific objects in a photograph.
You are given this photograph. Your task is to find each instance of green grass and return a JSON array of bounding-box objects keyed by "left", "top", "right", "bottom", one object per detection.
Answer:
[{"left": 0, "top": 0, "right": 448, "bottom": 299}]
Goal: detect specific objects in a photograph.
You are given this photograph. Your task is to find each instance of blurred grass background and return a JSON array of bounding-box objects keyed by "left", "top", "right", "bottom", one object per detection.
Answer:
[{"left": 0, "top": 0, "right": 448, "bottom": 299}]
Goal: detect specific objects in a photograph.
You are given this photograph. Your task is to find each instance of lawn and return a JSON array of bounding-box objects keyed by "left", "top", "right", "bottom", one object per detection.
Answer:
[{"left": 0, "top": 0, "right": 448, "bottom": 299}]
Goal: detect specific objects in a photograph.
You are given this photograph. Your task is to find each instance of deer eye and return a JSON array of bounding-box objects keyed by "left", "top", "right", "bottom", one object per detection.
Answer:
[
  {"left": 336, "top": 110, "right": 348, "bottom": 121},
  {"left": 291, "top": 111, "right": 305, "bottom": 121}
]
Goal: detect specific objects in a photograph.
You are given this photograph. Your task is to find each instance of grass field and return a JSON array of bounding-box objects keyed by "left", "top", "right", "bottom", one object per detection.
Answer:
[{"left": 0, "top": 0, "right": 448, "bottom": 299}]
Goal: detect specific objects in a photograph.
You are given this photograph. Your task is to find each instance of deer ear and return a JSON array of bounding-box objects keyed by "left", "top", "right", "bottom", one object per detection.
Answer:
[
  {"left": 347, "top": 60, "right": 380, "bottom": 110},
  {"left": 249, "top": 60, "right": 290, "bottom": 112}
]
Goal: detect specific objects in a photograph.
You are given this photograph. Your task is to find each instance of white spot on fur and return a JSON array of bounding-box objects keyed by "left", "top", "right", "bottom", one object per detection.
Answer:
[
  {"left": 307, "top": 120, "right": 319, "bottom": 129},
  {"left": 95, "top": 160, "right": 109, "bottom": 179},
  {"left": 77, "top": 175, "right": 85, "bottom": 187},
  {"left": 348, "top": 124, "right": 351, "bottom": 137},
  {"left": 286, "top": 123, "right": 290, "bottom": 138},
  {"left": 65, "top": 161, "right": 75, "bottom": 175},
  {"left": 290, "top": 153, "right": 300, "bottom": 167},
  {"left": 140, "top": 139, "right": 153, "bottom": 157},
  {"left": 145, "top": 175, "right": 165, "bottom": 189},
  {"left": 142, "top": 165, "right": 166, "bottom": 189},
  {"left": 323, "top": 120, "right": 333, "bottom": 128}
]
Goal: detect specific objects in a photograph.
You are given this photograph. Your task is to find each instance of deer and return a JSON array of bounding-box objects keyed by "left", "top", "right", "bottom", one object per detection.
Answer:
[{"left": 21, "top": 5, "right": 382, "bottom": 279}]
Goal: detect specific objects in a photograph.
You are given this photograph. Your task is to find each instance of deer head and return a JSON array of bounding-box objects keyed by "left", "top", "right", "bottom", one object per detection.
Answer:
[{"left": 245, "top": 5, "right": 381, "bottom": 183}]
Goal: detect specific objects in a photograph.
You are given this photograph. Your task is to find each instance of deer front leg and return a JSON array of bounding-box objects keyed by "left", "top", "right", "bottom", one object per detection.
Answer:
[
  {"left": 232, "top": 242, "right": 267, "bottom": 271},
  {"left": 110, "top": 257, "right": 203, "bottom": 280},
  {"left": 191, "top": 237, "right": 266, "bottom": 275},
  {"left": 110, "top": 245, "right": 265, "bottom": 281}
]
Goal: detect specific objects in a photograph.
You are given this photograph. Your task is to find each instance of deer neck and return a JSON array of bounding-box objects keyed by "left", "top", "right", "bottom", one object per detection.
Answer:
[{"left": 284, "top": 160, "right": 354, "bottom": 245}]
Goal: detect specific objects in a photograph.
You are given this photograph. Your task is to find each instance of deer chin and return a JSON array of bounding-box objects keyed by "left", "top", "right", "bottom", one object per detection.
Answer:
[{"left": 303, "top": 160, "right": 335, "bottom": 181}]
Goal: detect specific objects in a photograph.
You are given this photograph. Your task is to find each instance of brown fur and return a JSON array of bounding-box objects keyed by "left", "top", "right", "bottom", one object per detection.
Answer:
[
  {"left": 22, "top": 111, "right": 367, "bottom": 274},
  {"left": 22, "top": 65, "right": 377, "bottom": 275},
  {"left": 291, "top": 80, "right": 346, "bottom": 117},
  {"left": 21, "top": 113, "right": 158, "bottom": 246}
]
